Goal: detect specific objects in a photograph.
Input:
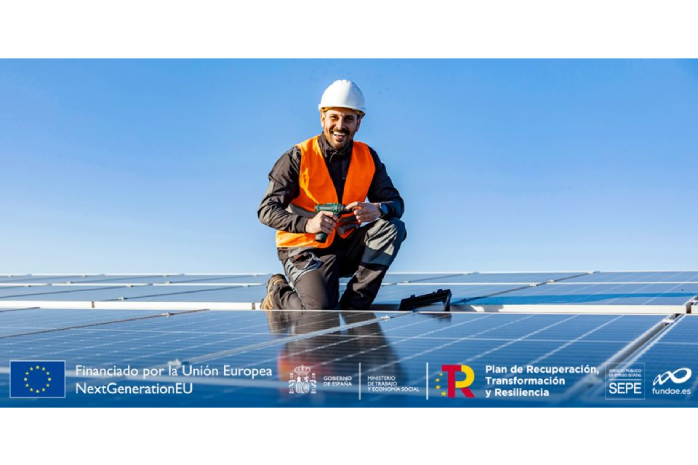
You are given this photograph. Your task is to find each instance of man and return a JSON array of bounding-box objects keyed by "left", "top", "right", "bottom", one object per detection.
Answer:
[{"left": 258, "top": 80, "right": 406, "bottom": 310}]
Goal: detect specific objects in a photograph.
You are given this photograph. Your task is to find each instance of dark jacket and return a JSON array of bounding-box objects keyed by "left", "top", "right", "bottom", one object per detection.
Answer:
[{"left": 258, "top": 133, "right": 405, "bottom": 235}]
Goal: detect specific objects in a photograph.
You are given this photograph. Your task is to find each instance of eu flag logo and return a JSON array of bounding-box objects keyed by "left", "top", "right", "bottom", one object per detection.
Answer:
[{"left": 10, "top": 361, "right": 66, "bottom": 398}]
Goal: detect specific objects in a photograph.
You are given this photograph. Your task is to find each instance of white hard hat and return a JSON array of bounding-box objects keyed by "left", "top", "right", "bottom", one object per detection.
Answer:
[{"left": 318, "top": 80, "right": 366, "bottom": 114}]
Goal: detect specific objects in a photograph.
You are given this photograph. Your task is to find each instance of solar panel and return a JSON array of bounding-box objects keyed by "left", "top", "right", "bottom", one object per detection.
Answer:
[
  {"left": 415, "top": 272, "right": 590, "bottom": 284},
  {"left": 0, "top": 275, "right": 160, "bottom": 285},
  {"left": 363, "top": 272, "right": 468, "bottom": 284},
  {"left": 0, "top": 274, "right": 99, "bottom": 283},
  {"left": 0, "top": 275, "right": 267, "bottom": 286},
  {"left": 459, "top": 282, "right": 698, "bottom": 313},
  {"left": 76, "top": 274, "right": 270, "bottom": 285},
  {"left": 373, "top": 283, "right": 530, "bottom": 306},
  {"left": 0, "top": 308, "right": 177, "bottom": 337},
  {"left": 580, "top": 315, "right": 698, "bottom": 406},
  {"left": 138, "top": 282, "right": 551, "bottom": 311},
  {"left": 0, "top": 285, "right": 134, "bottom": 299},
  {"left": 0, "top": 284, "right": 50, "bottom": 289},
  {"left": 3, "top": 271, "right": 698, "bottom": 407},
  {"left": 0, "top": 308, "right": 672, "bottom": 407},
  {"left": 0, "top": 284, "right": 262, "bottom": 304},
  {"left": 0, "top": 277, "right": 538, "bottom": 311},
  {"left": 0, "top": 307, "right": 35, "bottom": 312},
  {"left": 563, "top": 271, "right": 698, "bottom": 283}
]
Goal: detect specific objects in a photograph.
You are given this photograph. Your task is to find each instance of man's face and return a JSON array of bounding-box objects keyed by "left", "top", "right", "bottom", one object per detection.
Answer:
[{"left": 320, "top": 107, "right": 362, "bottom": 150}]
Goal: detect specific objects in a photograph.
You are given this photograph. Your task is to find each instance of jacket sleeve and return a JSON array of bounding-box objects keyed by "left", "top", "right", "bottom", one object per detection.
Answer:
[
  {"left": 257, "top": 146, "right": 310, "bottom": 233},
  {"left": 367, "top": 147, "right": 405, "bottom": 219}
]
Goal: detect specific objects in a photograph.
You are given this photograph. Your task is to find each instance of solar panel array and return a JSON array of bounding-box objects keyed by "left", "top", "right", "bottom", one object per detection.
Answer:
[
  {"left": 1, "top": 272, "right": 697, "bottom": 407},
  {"left": 1, "top": 272, "right": 696, "bottom": 313}
]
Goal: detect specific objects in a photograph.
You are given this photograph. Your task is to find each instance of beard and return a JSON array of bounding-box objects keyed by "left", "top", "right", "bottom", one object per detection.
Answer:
[{"left": 325, "top": 129, "right": 352, "bottom": 149}]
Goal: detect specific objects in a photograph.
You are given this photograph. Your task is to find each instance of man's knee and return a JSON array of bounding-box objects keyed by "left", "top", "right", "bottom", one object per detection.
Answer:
[
  {"left": 292, "top": 268, "right": 339, "bottom": 310},
  {"left": 300, "top": 290, "right": 336, "bottom": 310},
  {"left": 370, "top": 217, "right": 407, "bottom": 245}
]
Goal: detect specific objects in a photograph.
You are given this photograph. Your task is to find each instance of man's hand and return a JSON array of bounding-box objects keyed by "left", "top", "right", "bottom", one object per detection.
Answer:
[
  {"left": 305, "top": 211, "right": 338, "bottom": 234},
  {"left": 347, "top": 202, "right": 381, "bottom": 223}
]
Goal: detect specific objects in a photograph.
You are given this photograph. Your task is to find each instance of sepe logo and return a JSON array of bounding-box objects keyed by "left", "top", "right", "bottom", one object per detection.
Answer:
[
  {"left": 653, "top": 368, "right": 692, "bottom": 386},
  {"left": 435, "top": 364, "right": 475, "bottom": 398},
  {"left": 10, "top": 361, "right": 66, "bottom": 399},
  {"left": 288, "top": 365, "right": 317, "bottom": 395},
  {"left": 605, "top": 364, "right": 644, "bottom": 400}
]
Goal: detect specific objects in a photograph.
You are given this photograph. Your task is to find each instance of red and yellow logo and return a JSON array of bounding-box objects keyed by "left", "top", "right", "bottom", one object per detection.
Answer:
[{"left": 435, "top": 365, "right": 475, "bottom": 398}]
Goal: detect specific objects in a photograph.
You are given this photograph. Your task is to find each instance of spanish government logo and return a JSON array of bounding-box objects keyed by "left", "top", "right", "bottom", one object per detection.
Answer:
[
  {"left": 289, "top": 365, "right": 317, "bottom": 395},
  {"left": 10, "top": 361, "right": 66, "bottom": 399}
]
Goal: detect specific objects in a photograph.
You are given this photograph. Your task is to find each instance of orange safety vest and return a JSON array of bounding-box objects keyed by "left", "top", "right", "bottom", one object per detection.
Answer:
[{"left": 276, "top": 135, "right": 375, "bottom": 248}]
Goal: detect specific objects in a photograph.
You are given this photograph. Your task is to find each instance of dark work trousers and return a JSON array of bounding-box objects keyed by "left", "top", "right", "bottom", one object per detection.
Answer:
[{"left": 276, "top": 217, "right": 407, "bottom": 310}]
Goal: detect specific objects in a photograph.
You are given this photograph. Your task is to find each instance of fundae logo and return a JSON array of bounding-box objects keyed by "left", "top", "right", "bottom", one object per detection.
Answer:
[{"left": 653, "top": 368, "right": 692, "bottom": 386}]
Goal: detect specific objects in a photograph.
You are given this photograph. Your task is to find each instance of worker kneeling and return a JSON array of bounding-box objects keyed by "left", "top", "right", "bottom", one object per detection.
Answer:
[{"left": 257, "top": 80, "right": 406, "bottom": 310}]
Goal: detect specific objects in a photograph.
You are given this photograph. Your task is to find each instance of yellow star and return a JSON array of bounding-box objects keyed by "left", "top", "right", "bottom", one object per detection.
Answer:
[
  {"left": 25, "top": 372, "right": 29, "bottom": 376},
  {"left": 25, "top": 384, "right": 29, "bottom": 388},
  {"left": 435, "top": 378, "right": 440, "bottom": 382},
  {"left": 441, "top": 392, "right": 446, "bottom": 396},
  {"left": 436, "top": 385, "right": 441, "bottom": 389},
  {"left": 440, "top": 373, "right": 443, "bottom": 376},
  {"left": 24, "top": 378, "right": 27, "bottom": 382},
  {"left": 29, "top": 367, "right": 33, "bottom": 371},
  {"left": 46, "top": 383, "right": 50, "bottom": 387},
  {"left": 35, "top": 365, "right": 39, "bottom": 369},
  {"left": 42, "top": 367, "right": 46, "bottom": 371},
  {"left": 48, "top": 378, "right": 52, "bottom": 382},
  {"left": 29, "top": 388, "right": 33, "bottom": 392},
  {"left": 42, "top": 388, "right": 46, "bottom": 392},
  {"left": 47, "top": 372, "right": 50, "bottom": 376}
]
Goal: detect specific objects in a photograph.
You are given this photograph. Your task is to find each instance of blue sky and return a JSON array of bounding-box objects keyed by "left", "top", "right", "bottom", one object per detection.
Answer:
[{"left": 1, "top": 59, "right": 697, "bottom": 273}]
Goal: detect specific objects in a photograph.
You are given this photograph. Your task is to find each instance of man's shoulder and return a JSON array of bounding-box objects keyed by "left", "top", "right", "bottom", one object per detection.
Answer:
[
  {"left": 269, "top": 145, "right": 302, "bottom": 178},
  {"left": 354, "top": 141, "right": 381, "bottom": 164},
  {"left": 350, "top": 139, "right": 378, "bottom": 156}
]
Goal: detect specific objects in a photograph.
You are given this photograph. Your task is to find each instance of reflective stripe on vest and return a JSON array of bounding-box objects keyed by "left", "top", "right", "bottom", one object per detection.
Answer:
[{"left": 275, "top": 135, "right": 375, "bottom": 248}]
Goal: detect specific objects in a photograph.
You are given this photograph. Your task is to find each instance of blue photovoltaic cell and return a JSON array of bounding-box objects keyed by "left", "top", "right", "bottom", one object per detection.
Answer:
[
  {"left": 0, "top": 275, "right": 93, "bottom": 284},
  {"left": 0, "top": 285, "right": 256, "bottom": 302},
  {"left": 123, "top": 285, "right": 266, "bottom": 303},
  {"left": 565, "top": 272, "right": 698, "bottom": 283},
  {"left": 0, "top": 275, "right": 158, "bottom": 285},
  {"left": 592, "top": 315, "right": 698, "bottom": 405},
  {"left": 0, "top": 308, "right": 174, "bottom": 337},
  {"left": 0, "top": 285, "right": 130, "bottom": 299},
  {"left": 77, "top": 274, "right": 270, "bottom": 284},
  {"left": 0, "top": 310, "right": 668, "bottom": 407},
  {"left": 416, "top": 272, "right": 588, "bottom": 284},
  {"left": 467, "top": 283, "right": 698, "bottom": 306},
  {"left": 373, "top": 284, "right": 528, "bottom": 306},
  {"left": 367, "top": 273, "right": 468, "bottom": 284},
  {"left": 0, "top": 275, "right": 268, "bottom": 285},
  {"left": 0, "top": 285, "right": 47, "bottom": 291}
]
